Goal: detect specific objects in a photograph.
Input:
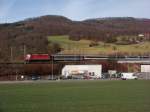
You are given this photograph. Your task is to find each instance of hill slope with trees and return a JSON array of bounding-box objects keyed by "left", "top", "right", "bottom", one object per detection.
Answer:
[{"left": 0, "top": 15, "right": 150, "bottom": 61}]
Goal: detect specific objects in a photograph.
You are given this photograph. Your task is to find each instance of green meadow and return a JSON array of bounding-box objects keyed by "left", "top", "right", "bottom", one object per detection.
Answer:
[
  {"left": 48, "top": 35, "right": 150, "bottom": 55},
  {"left": 0, "top": 80, "right": 150, "bottom": 112}
]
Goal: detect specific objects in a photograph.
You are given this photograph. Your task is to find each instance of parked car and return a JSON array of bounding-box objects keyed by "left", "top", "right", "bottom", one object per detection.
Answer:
[
  {"left": 31, "top": 75, "right": 41, "bottom": 80},
  {"left": 121, "top": 73, "right": 138, "bottom": 80}
]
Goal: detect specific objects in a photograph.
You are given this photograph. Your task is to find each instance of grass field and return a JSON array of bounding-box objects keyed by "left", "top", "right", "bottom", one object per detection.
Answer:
[
  {"left": 48, "top": 35, "right": 150, "bottom": 55},
  {"left": 0, "top": 80, "right": 150, "bottom": 112}
]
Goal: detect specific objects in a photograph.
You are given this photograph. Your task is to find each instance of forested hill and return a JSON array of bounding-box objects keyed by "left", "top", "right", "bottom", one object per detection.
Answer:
[
  {"left": 0, "top": 15, "right": 73, "bottom": 61},
  {"left": 0, "top": 15, "right": 150, "bottom": 61},
  {"left": 69, "top": 17, "right": 150, "bottom": 41}
]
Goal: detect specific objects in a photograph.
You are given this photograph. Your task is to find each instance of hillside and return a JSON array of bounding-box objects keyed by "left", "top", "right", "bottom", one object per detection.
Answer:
[
  {"left": 0, "top": 15, "right": 74, "bottom": 62},
  {"left": 0, "top": 15, "right": 150, "bottom": 61},
  {"left": 69, "top": 17, "right": 150, "bottom": 41}
]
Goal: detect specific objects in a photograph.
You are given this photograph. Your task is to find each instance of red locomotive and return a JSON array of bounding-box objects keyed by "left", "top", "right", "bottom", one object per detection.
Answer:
[{"left": 25, "top": 54, "right": 51, "bottom": 62}]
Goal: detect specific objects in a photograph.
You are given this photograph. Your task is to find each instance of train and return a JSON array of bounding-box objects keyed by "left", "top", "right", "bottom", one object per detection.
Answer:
[
  {"left": 25, "top": 54, "right": 84, "bottom": 62},
  {"left": 25, "top": 54, "right": 150, "bottom": 63}
]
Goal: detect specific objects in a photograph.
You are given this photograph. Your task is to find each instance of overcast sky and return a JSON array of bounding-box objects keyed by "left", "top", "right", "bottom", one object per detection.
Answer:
[{"left": 0, "top": 0, "right": 150, "bottom": 23}]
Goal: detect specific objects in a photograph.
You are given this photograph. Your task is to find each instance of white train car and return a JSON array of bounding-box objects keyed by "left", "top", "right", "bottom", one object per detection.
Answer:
[{"left": 62, "top": 65, "right": 102, "bottom": 79}]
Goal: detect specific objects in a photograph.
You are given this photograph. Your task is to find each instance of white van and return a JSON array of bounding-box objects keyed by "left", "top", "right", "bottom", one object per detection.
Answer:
[{"left": 121, "top": 73, "right": 138, "bottom": 80}]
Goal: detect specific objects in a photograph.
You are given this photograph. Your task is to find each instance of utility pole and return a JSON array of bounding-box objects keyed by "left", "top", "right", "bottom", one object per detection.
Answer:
[
  {"left": 10, "top": 47, "right": 13, "bottom": 63},
  {"left": 51, "top": 56, "right": 54, "bottom": 80},
  {"left": 23, "top": 45, "right": 26, "bottom": 64},
  {"left": 74, "top": 47, "right": 76, "bottom": 62}
]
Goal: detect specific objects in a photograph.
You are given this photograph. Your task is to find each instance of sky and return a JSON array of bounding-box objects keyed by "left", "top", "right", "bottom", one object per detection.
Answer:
[{"left": 0, "top": 0, "right": 150, "bottom": 23}]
